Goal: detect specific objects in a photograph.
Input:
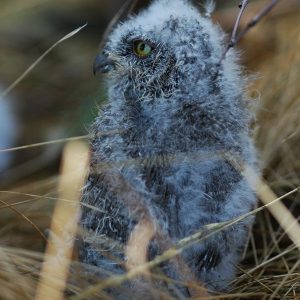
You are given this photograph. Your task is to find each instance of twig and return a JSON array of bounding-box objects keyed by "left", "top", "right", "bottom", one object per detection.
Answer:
[
  {"left": 236, "top": 0, "right": 280, "bottom": 44},
  {"left": 219, "top": 0, "right": 248, "bottom": 64},
  {"left": 1, "top": 24, "right": 87, "bottom": 98},
  {"left": 219, "top": 0, "right": 280, "bottom": 65},
  {"left": 223, "top": 1, "right": 249, "bottom": 61}
]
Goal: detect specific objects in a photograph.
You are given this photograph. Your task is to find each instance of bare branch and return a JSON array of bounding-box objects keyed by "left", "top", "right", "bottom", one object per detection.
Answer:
[
  {"left": 218, "top": 0, "right": 249, "bottom": 64},
  {"left": 219, "top": 0, "right": 280, "bottom": 65},
  {"left": 236, "top": 0, "right": 280, "bottom": 43},
  {"left": 229, "top": 1, "right": 249, "bottom": 51}
]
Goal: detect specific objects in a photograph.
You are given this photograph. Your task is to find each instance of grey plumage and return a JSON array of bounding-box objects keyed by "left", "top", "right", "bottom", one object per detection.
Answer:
[{"left": 80, "top": 0, "right": 258, "bottom": 295}]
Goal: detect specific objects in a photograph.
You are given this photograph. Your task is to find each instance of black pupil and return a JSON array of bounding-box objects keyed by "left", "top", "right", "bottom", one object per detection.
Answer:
[{"left": 139, "top": 43, "right": 146, "bottom": 51}]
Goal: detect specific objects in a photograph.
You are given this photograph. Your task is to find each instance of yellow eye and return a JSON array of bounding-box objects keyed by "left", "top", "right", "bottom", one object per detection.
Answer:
[{"left": 133, "top": 40, "right": 152, "bottom": 58}]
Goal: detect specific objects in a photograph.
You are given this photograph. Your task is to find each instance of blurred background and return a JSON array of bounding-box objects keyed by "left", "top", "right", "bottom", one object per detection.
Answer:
[{"left": 0, "top": 0, "right": 299, "bottom": 298}]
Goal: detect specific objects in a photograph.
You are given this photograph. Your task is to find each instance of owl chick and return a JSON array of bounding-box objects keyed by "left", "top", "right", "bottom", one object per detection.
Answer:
[{"left": 80, "top": 0, "right": 257, "bottom": 295}]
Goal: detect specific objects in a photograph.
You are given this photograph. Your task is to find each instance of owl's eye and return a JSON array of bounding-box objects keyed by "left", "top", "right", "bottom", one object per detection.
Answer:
[{"left": 133, "top": 40, "right": 153, "bottom": 58}]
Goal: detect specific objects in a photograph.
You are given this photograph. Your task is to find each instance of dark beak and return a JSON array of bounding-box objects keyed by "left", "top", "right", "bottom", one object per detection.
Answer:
[{"left": 93, "top": 53, "right": 116, "bottom": 75}]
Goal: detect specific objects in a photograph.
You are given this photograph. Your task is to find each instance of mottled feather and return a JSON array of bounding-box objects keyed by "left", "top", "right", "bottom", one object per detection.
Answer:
[{"left": 79, "top": 0, "right": 258, "bottom": 294}]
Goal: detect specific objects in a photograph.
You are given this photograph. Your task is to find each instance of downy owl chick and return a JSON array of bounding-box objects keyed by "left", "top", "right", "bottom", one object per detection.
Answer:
[{"left": 80, "top": 0, "right": 257, "bottom": 294}]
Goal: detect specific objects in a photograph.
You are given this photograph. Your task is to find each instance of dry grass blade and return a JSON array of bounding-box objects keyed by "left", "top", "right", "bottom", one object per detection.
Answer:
[
  {"left": 98, "top": 0, "right": 137, "bottom": 51},
  {"left": 1, "top": 24, "right": 87, "bottom": 98},
  {"left": 71, "top": 185, "right": 298, "bottom": 300},
  {"left": 0, "top": 129, "right": 124, "bottom": 153},
  {"left": 35, "top": 141, "right": 89, "bottom": 300},
  {"left": 257, "top": 180, "right": 300, "bottom": 251},
  {"left": 0, "top": 199, "right": 47, "bottom": 242},
  {"left": 0, "top": 2, "right": 299, "bottom": 299},
  {"left": 270, "top": 260, "right": 300, "bottom": 300},
  {"left": 0, "top": 135, "right": 87, "bottom": 153},
  {"left": 234, "top": 162, "right": 300, "bottom": 251},
  {"left": 125, "top": 218, "right": 155, "bottom": 274},
  {"left": 0, "top": 190, "right": 105, "bottom": 213}
]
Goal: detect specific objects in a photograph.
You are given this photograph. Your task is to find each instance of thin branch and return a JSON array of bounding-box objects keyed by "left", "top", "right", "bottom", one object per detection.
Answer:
[
  {"left": 229, "top": 1, "right": 249, "bottom": 50},
  {"left": 219, "top": 0, "right": 280, "bottom": 65},
  {"left": 219, "top": 0, "right": 249, "bottom": 64},
  {"left": 236, "top": 0, "right": 280, "bottom": 44}
]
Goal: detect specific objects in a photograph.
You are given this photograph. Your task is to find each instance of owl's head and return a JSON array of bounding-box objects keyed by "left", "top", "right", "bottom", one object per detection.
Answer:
[{"left": 94, "top": 0, "right": 245, "bottom": 110}]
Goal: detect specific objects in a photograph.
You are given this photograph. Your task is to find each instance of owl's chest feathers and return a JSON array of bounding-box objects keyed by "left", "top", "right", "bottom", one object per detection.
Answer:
[
  {"left": 98, "top": 101, "right": 241, "bottom": 208},
  {"left": 119, "top": 99, "right": 237, "bottom": 156},
  {"left": 98, "top": 95, "right": 243, "bottom": 167},
  {"left": 98, "top": 93, "right": 244, "bottom": 166},
  {"left": 90, "top": 94, "right": 248, "bottom": 241}
]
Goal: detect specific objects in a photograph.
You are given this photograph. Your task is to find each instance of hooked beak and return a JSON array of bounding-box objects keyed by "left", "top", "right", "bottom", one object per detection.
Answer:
[{"left": 93, "top": 53, "right": 116, "bottom": 75}]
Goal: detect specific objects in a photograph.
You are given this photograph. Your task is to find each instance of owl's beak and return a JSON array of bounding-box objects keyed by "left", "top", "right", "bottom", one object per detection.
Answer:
[{"left": 93, "top": 53, "right": 116, "bottom": 75}]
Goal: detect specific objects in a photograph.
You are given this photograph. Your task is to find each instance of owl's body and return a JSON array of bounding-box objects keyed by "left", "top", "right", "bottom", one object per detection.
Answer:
[{"left": 80, "top": 0, "right": 257, "bottom": 294}]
